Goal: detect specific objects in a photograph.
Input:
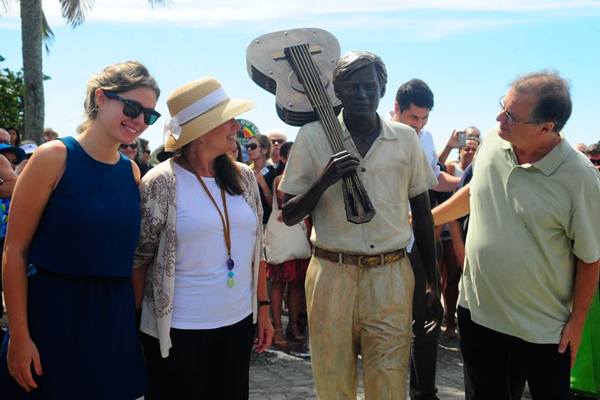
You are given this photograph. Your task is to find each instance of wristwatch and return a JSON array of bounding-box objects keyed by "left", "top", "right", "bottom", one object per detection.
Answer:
[{"left": 258, "top": 300, "right": 271, "bottom": 307}]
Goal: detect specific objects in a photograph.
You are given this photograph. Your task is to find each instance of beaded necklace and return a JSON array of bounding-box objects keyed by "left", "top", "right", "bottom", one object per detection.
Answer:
[{"left": 182, "top": 159, "right": 235, "bottom": 288}]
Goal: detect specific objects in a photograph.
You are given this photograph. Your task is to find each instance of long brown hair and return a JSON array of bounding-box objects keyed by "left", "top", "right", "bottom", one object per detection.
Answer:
[
  {"left": 214, "top": 153, "right": 243, "bottom": 195},
  {"left": 178, "top": 147, "right": 243, "bottom": 196}
]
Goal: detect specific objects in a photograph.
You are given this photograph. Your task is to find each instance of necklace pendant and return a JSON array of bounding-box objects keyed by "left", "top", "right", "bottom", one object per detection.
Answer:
[{"left": 227, "top": 270, "right": 235, "bottom": 288}]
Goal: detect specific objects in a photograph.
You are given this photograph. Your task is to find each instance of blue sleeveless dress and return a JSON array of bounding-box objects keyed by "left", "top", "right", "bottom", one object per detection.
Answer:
[{"left": 0, "top": 137, "right": 147, "bottom": 399}]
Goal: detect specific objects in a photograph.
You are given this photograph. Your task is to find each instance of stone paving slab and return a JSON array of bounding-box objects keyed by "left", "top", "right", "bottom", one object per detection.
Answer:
[{"left": 249, "top": 334, "right": 532, "bottom": 399}]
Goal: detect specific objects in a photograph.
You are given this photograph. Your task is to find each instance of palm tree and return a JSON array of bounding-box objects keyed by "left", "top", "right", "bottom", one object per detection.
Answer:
[{"left": 3, "top": 0, "right": 165, "bottom": 143}]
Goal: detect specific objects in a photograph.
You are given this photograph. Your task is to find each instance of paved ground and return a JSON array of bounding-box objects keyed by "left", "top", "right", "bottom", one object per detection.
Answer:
[
  {"left": 249, "top": 324, "right": 535, "bottom": 400},
  {"left": 1, "top": 312, "right": 532, "bottom": 399}
]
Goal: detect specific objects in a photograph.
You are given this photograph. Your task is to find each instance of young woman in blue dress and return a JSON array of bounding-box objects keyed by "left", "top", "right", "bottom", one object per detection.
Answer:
[{"left": 1, "top": 60, "right": 160, "bottom": 399}]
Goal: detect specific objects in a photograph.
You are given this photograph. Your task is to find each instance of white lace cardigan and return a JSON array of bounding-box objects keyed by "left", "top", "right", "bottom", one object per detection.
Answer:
[{"left": 133, "top": 159, "right": 264, "bottom": 358}]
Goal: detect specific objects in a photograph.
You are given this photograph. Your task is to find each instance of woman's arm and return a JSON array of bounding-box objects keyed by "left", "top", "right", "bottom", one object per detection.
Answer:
[
  {"left": 132, "top": 171, "right": 170, "bottom": 309},
  {"left": 2, "top": 142, "right": 66, "bottom": 392}
]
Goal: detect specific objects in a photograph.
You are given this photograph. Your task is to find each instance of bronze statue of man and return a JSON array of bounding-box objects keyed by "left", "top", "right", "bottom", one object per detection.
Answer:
[{"left": 280, "top": 51, "right": 438, "bottom": 399}]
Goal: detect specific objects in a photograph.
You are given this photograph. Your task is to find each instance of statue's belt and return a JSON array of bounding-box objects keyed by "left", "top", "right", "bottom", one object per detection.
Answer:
[{"left": 313, "top": 246, "right": 406, "bottom": 267}]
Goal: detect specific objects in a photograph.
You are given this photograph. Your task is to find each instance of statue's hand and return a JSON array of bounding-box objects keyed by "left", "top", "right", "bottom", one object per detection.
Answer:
[{"left": 319, "top": 150, "right": 360, "bottom": 188}]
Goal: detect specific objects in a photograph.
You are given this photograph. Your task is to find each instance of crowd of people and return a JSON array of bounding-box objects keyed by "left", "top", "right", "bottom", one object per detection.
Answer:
[{"left": 0, "top": 52, "right": 597, "bottom": 400}]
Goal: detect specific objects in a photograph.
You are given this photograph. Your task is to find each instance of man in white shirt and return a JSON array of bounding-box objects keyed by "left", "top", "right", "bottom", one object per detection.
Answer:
[{"left": 391, "top": 79, "right": 449, "bottom": 400}]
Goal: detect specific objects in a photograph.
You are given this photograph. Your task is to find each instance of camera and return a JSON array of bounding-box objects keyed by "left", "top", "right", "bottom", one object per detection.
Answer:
[{"left": 457, "top": 131, "right": 467, "bottom": 148}]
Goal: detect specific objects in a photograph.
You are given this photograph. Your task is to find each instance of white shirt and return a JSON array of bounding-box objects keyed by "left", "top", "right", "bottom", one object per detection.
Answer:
[
  {"left": 418, "top": 129, "right": 441, "bottom": 177},
  {"left": 171, "top": 163, "right": 256, "bottom": 329}
]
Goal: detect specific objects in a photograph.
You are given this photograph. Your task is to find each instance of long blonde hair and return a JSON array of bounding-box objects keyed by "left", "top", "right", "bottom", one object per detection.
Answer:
[{"left": 77, "top": 61, "right": 160, "bottom": 133}]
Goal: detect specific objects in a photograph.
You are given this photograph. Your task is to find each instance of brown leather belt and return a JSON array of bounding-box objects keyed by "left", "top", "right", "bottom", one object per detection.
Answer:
[{"left": 314, "top": 246, "right": 406, "bottom": 267}]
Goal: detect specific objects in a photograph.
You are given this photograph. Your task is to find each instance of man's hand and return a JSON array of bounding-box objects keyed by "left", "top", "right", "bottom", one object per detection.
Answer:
[
  {"left": 558, "top": 313, "right": 586, "bottom": 368},
  {"left": 446, "top": 130, "right": 461, "bottom": 149},
  {"left": 425, "top": 288, "right": 443, "bottom": 332},
  {"left": 319, "top": 151, "right": 360, "bottom": 188}
]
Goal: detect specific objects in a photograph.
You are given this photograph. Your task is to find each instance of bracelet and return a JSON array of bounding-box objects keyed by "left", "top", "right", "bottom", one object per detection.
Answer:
[{"left": 258, "top": 300, "right": 271, "bottom": 307}]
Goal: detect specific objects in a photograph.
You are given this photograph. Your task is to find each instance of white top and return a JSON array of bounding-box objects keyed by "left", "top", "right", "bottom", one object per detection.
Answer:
[
  {"left": 407, "top": 128, "right": 440, "bottom": 252},
  {"left": 418, "top": 129, "right": 441, "bottom": 177},
  {"left": 171, "top": 163, "right": 256, "bottom": 329},
  {"left": 453, "top": 162, "right": 465, "bottom": 178}
]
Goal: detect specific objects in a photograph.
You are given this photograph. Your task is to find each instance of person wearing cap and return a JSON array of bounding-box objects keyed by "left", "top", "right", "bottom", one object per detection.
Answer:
[
  {"left": 15, "top": 141, "right": 38, "bottom": 175},
  {"left": 0, "top": 143, "right": 26, "bottom": 171},
  {"left": 133, "top": 77, "right": 273, "bottom": 399},
  {"left": 0, "top": 61, "right": 159, "bottom": 399}
]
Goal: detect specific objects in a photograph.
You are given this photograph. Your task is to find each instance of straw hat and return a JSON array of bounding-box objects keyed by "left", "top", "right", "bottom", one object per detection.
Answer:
[{"left": 164, "top": 77, "right": 254, "bottom": 151}]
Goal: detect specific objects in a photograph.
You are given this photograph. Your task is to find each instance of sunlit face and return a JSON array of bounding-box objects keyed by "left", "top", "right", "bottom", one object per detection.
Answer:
[
  {"left": 395, "top": 103, "right": 430, "bottom": 134},
  {"left": 459, "top": 139, "right": 479, "bottom": 167},
  {"left": 8, "top": 129, "right": 18, "bottom": 146},
  {"left": 589, "top": 153, "right": 600, "bottom": 172},
  {"left": 335, "top": 64, "right": 381, "bottom": 119},
  {"left": 1, "top": 151, "right": 18, "bottom": 170},
  {"left": 96, "top": 87, "right": 158, "bottom": 145},
  {"left": 246, "top": 137, "right": 267, "bottom": 162},
  {"left": 119, "top": 141, "right": 138, "bottom": 160},
  {"left": 268, "top": 132, "right": 286, "bottom": 161},
  {"left": 0, "top": 129, "right": 10, "bottom": 145},
  {"left": 496, "top": 90, "right": 549, "bottom": 149},
  {"left": 200, "top": 118, "right": 241, "bottom": 155}
]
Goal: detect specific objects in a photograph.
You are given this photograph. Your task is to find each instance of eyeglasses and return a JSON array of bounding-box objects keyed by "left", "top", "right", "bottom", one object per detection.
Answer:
[
  {"left": 498, "top": 96, "right": 543, "bottom": 126},
  {"left": 104, "top": 91, "right": 161, "bottom": 125},
  {"left": 271, "top": 139, "right": 285, "bottom": 145},
  {"left": 246, "top": 143, "right": 259, "bottom": 150},
  {"left": 120, "top": 143, "right": 138, "bottom": 150}
]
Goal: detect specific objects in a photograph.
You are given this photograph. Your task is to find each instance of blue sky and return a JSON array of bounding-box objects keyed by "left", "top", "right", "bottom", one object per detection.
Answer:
[{"left": 1, "top": 0, "right": 599, "bottom": 154}]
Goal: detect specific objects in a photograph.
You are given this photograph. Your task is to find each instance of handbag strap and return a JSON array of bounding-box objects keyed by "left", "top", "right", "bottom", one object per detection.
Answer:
[{"left": 271, "top": 178, "right": 280, "bottom": 212}]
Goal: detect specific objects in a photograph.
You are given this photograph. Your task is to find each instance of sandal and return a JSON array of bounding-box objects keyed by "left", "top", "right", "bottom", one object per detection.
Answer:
[
  {"left": 273, "top": 328, "right": 287, "bottom": 348},
  {"left": 286, "top": 324, "right": 306, "bottom": 342}
]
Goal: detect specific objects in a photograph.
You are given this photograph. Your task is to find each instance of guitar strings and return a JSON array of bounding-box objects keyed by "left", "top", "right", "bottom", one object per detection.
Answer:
[
  {"left": 290, "top": 45, "right": 366, "bottom": 211},
  {"left": 290, "top": 45, "right": 364, "bottom": 209}
]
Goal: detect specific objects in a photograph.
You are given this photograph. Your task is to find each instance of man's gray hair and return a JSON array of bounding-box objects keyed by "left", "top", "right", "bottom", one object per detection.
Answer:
[{"left": 511, "top": 71, "right": 572, "bottom": 133}]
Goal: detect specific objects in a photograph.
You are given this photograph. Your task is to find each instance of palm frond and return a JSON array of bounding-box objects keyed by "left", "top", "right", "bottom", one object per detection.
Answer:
[
  {"left": 42, "top": 11, "right": 55, "bottom": 54},
  {"left": 58, "top": 0, "right": 94, "bottom": 27}
]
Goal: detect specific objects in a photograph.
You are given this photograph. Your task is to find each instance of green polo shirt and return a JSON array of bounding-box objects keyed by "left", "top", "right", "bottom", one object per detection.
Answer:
[{"left": 459, "top": 129, "right": 600, "bottom": 344}]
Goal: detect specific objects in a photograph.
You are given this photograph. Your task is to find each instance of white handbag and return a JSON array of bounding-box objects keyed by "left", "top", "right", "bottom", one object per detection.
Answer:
[{"left": 264, "top": 192, "right": 311, "bottom": 264}]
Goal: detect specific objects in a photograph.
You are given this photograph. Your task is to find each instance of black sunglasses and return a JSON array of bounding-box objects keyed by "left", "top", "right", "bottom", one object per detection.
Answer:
[
  {"left": 246, "top": 143, "right": 259, "bottom": 150},
  {"left": 120, "top": 143, "right": 138, "bottom": 150},
  {"left": 104, "top": 91, "right": 161, "bottom": 125},
  {"left": 271, "top": 139, "right": 285, "bottom": 145}
]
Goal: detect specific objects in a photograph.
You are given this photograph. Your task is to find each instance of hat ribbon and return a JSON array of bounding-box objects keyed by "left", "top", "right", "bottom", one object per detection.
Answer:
[{"left": 164, "top": 87, "right": 228, "bottom": 142}]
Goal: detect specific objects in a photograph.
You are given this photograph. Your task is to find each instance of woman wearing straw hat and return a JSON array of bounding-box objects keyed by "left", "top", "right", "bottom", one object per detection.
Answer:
[{"left": 133, "top": 77, "right": 274, "bottom": 399}]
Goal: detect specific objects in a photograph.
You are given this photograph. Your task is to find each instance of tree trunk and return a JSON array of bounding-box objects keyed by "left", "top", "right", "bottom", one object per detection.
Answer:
[{"left": 20, "top": 0, "right": 44, "bottom": 144}]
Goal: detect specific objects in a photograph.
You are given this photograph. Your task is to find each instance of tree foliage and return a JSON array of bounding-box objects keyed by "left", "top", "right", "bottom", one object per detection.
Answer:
[{"left": 0, "top": 66, "right": 24, "bottom": 130}]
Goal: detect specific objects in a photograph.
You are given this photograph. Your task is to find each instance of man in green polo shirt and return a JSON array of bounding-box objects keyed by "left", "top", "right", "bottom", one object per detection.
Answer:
[{"left": 433, "top": 71, "right": 600, "bottom": 400}]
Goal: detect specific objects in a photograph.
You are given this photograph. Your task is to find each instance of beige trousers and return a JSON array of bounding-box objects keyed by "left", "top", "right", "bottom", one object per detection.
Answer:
[{"left": 305, "top": 255, "right": 414, "bottom": 400}]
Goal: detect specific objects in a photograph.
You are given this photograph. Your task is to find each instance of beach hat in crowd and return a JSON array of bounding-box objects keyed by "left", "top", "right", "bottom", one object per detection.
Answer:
[
  {"left": 163, "top": 77, "right": 255, "bottom": 152},
  {"left": 0, "top": 143, "right": 26, "bottom": 164},
  {"left": 20, "top": 142, "right": 38, "bottom": 157}
]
